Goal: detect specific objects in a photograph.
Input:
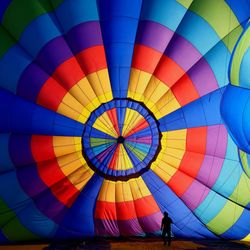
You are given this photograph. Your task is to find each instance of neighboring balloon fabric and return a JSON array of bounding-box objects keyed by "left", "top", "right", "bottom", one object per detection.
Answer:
[
  {"left": 0, "top": 0, "right": 250, "bottom": 243},
  {"left": 221, "top": 22, "right": 250, "bottom": 177}
]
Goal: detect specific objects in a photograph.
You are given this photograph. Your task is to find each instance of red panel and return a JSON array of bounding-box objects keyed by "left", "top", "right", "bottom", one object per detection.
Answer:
[
  {"left": 37, "top": 159, "right": 80, "bottom": 207},
  {"left": 167, "top": 127, "right": 207, "bottom": 196},
  {"left": 132, "top": 45, "right": 162, "bottom": 73},
  {"left": 37, "top": 78, "right": 67, "bottom": 111},
  {"left": 52, "top": 57, "right": 85, "bottom": 90},
  {"left": 31, "top": 135, "right": 55, "bottom": 162},
  {"left": 107, "top": 108, "right": 119, "bottom": 135},
  {"left": 154, "top": 56, "right": 185, "bottom": 88},
  {"left": 168, "top": 171, "right": 193, "bottom": 197},
  {"left": 95, "top": 201, "right": 117, "bottom": 220},
  {"left": 108, "top": 144, "right": 120, "bottom": 170},
  {"left": 31, "top": 136, "right": 80, "bottom": 207},
  {"left": 116, "top": 201, "right": 137, "bottom": 220},
  {"left": 171, "top": 73, "right": 199, "bottom": 106},
  {"left": 76, "top": 45, "right": 107, "bottom": 74},
  {"left": 134, "top": 195, "right": 160, "bottom": 217}
]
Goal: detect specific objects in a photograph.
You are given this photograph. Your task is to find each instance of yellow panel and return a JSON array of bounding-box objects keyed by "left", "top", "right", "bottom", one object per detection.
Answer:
[
  {"left": 128, "top": 69, "right": 152, "bottom": 101},
  {"left": 154, "top": 90, "right": 181, "bottom": 119},
  {"left": 98, "top": 180, "right": 116, "bottom": 202},
  {"left": 207, "top": 201, "right": 244, "bottom": 235},
  {"left": 144, "top": 77, "right": 169, "bottom": 106},
  {"left": 242, "top": 233, "right": 250, "bottom": 241},
  {"left": 61, "top": 93, "right": 85, "bottom": 112},
  {"left": 57, "top": 152, "right": 80, "bottom": 168},
  {"left": 151, "top": 162, "right": 177, "bottom": 183},
  {"left": 228, "top": 174, "right": 250, "bottom": 207},
  {"left": 165, "top": 129, "right": 187, "bottom": 140},
  {"left": 70, "top": 167, "right": 93, "bottom": 191},
  {"left": 53, "top": 137, "right": 82, "bottom": 157},
  {"left": 122, "top": 108, "right": 144, "bottom": 136},
  {"left": 116, "top": 145, "right": 133, "bottom": 170},
  {"left": 98, "top": 69, "right": 112, "bottom": 96},
  {"left": 129, "top": 177, "right": 151, "bottom": 200},
  {"left": 93, "top": 112, "right": 118, "bottom": 137},
  {"left": 167, "top": 140, "right": 186, "bottom": 150},
  {"left": 57, "top": 103, "right": 81, "bottom": 121},
  {"left": 73, "top": 78, "right": 97, "bottom": 110},
  {"left": 87, "top": 72, "right": 104, "bottom": 97},
  {"left": 115, "top": 181, "right": 133, "bottom": 202}
]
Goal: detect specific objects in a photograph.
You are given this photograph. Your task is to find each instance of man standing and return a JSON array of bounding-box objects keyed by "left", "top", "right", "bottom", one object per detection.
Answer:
[{"left": 161, "top": 212, "right": 173, "bottom": 246}]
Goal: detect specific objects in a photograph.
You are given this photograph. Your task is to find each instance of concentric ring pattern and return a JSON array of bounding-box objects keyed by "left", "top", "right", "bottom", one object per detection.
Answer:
[
  {"left": 0, "top": 0, "right": 250, "bottom": 242},
  {"left": 82, "top": 99, "right": 161, "bottom": 180}
]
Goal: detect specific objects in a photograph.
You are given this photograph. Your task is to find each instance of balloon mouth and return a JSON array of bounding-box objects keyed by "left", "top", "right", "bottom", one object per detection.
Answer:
[
  {"left": 82, "top": 98, "right": 162, "bottom": 181},
  {"left": 117, "top": 136, "right": 125, "bottom": 144}
]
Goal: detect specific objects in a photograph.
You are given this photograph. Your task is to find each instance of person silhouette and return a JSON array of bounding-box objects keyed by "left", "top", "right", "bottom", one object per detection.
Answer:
[{"left": 161, "top": 211, "right": 173, "bottom": 246}]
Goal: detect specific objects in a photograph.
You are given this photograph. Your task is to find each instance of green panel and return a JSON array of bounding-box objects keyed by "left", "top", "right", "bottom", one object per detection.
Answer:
[
  {"left": 189, "top": 0, "right": 239, "bottom": 41},
  {"left": 0, "top": 26, "right": 15, "bottom": 58},
  {"left": 0, "top": 198, "right": 39, "bottom": 241},
  {"left": 2, "top": 0, "right": 63, "bottom": 39},
  {"left": 90, "top": 138, "right": 115, "bottom": 147},
  {"left": 222, "top": 25, "right": 243, "bottom": 53},
  {"left": 176, "top": 0, "right": 193, "bottom": 9}
]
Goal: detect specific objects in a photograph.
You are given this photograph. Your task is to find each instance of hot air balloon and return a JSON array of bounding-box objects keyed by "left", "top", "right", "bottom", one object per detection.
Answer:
[{"left": 0, "top": 0, "right": 250, "bottom": 243}]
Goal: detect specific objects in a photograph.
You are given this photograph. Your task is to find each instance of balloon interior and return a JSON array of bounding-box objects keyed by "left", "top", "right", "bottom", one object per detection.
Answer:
[{"left": 0, "top": 0, "right": 250, "bottom": 243}]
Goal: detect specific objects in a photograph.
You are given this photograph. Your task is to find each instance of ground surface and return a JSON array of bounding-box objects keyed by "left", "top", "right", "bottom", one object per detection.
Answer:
[{"left": 0, "top": 238, "right": 250, "bottom": 250}]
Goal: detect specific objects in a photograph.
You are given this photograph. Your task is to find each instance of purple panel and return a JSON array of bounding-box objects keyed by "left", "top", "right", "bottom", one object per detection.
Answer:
[
  {"left": 164, "top": 33, "right": 201, "bottom": 71},
  {"left": 17, "top": 164, "right": 68, "bottom": 223},
  {"left": 117, "top": 218, "right": 144, "bottom": 236},
  {"left": 197, "top": 155, "right": 224, "bottom": 188},
  {"left": 138, "top": 211, "right": 161, "bottom": 233},
  {"left": 181, "top": 180, "right": 210, "bottom": 211},
  {"left": 66, "top": 21, "right": 103, "bottom": 54},
  {"left": 95, "top": 219, "right": 120, "bottom": 236},
  {"left": 187, "top": 58, "right": 218, "bottom": 96},
  {"left": 206, "top": 125, "right": 227, "bottom": 158},
  {"left": 136, "top": 20, "right": 173, "bottom": 53},
  {"left": 36, "top": 36, "right": 73, "bottom": 75},
  {"left": 9, "top": 135, "right": 34, "bottom": 166},
  {"left": 17, "top": 63, "right": 50, "bottom": 102}
]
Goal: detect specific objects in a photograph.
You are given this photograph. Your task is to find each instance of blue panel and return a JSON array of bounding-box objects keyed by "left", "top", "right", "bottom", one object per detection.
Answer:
[
  {"left": 0, "top": 134, "right": 14, "bottom": 173},
  {"left": 204, "top": 41, "right": 230, "bottom": 87},
  {"left": 0, "top": 171, "right": 57, "bottom": 238},
  {"left": 142, "top": 170, "right": 217, "bottom": 238},
  {"left": 221, "top": 84, "right": 250, "bottom": 153},
  {"left": 221, "top": 207, "right": 250, "bottom": 239},
  {"left": 0, "top": 0, "right": 11, "bottom": 22},
  {"left": 176, "top": 11, "right": 220, "bottom": 55},
  {"left": 98, "top": 0, "right": 142, "bottom": 98},
  {"left": 239, "top": 48, "right": 250, "bottom": 88},
  {"left": 0, "top": 46, "right": 32, "bottom": 93},
  {"left": 140, "top": 0, "right": 187, "bottom": 31},
  {"left": 56, "top": 174, "right": 103, "bottom": 238},
  {"left": 19, "top": 13, "right": 61, "bottom": 57},
  {"left": 159, "top": 88, "right": 224, "bottom": 132},
  {"left": 225, "top": 0, "right": 250, "bottom": 24},
  {"left": 54, "top": 0, "right": 99, "bottom": 32},
  {"left": 0, "top": 229, "right": 8, "bottom": 243},
  {"left": 0, "top": 89, "right": 84, "bottom": 136}
]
